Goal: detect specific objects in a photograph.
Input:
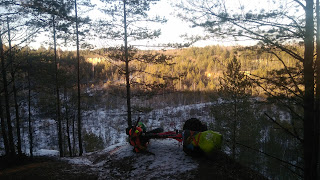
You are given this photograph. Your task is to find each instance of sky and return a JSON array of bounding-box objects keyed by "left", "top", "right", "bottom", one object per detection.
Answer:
[
  {"left": 90, "top": 0, "right": 262, "bottom": 50},
  {"left": 27, "top": 0, "right": 247, "bottom": 50},
  {"left": 25, "top": 0, "right": 291, "bottom": 50},
  {"left": 89, "top": 0, "right": 211, "bottom": 50},
  {"left": 144, "top": 0, "right": 246, "bottom": 48},
  {"left": 92, "top": 0, "right": 288, "bottom": 50}
]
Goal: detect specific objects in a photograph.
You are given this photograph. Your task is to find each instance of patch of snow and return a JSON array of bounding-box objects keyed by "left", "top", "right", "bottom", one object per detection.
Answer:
[
  {"left": 64, "top": 157, "right": 93, "bottom": 166},
  {"left": 64, "top": 139, "right": 197, "bottom": 179},
  {"left": 33, "top": 149, "right": 59, "bottom": 156},
  {"left": 130, "top": 139, "right": 197, "bottom": 177},
  {"left": 101, "top": 142, "right": 133, "bottom": 158}
]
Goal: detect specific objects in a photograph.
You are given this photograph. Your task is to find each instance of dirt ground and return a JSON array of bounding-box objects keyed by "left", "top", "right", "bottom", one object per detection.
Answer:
[
  {"left": 0, "top": 151, "right": 267, "bottom": 180},
  {"left": 0, "top": 156, "right": 97, "bottom": 180}
]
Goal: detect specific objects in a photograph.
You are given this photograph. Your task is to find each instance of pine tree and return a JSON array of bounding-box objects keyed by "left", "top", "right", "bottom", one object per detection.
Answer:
[
  {"left": 219, "top": 56, "right": 251, "bottom": 159},
  {"left": 23, "top": 0, "right": 74, "bottom": 157},
  {"left": 97, "top": 0, "right": 166, "bottom": 129},
  {"left": 74, "top": 0, "right": 83, "bottom": 156}
]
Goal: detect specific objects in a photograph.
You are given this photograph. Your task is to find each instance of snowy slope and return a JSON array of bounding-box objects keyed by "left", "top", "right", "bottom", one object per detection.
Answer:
[
  {"left": 80, "top": 102, "right": 215, "bottom": 148},
  {"left": 0, "top": 101, "right": 214, "bottom": 156}
]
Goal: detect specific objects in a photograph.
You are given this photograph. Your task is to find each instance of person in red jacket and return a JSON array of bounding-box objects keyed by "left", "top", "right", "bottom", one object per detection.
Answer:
[{"left": 129, "top": 125, "right": 147, "bottom": 152}]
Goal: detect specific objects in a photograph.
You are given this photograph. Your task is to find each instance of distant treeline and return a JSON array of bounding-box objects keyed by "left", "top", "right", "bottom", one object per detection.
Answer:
[
  {"left": 83, "top": 45, "right": 303, "bottom": 96},
  {"left": 10, "top": 44, "right": 303, "bottom": 99}
]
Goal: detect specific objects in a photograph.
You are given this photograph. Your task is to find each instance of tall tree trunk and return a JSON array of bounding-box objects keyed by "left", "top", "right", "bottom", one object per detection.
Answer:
[
  {"left": 0, "top": 96, "right": 9, "bottom": 156},
  {"left": 72, "top": 114, "right": 76, "bottom": 156},
  {"left": 315, "top": 0, "right": 320, "bottom": 177},
  {"left": 0, "top": 28, "right": 15, "bottom": 158},
  {"left": 303, "top": 0, "right": 317, "bottom": 179},
  {"left": 0, "top": 30, "right": 9, "bottom": 157},
  {"left": 66, "top": 104, "right": 72, "bottom": 157},
  {"left": 27, "top": 48, "right": 33, "bottom": 158},
  {"left": 7, "top": 17, "right": 22, "bottom": 156},
  {"left": 64, "top": 86, "right": 72, "bottom": 157},
  {"left": 232, "top": 97, "right": 237, "bottom": 160},
  {"left": 123, "top": 0, "right": 132, "bottom": 129},
  {"left": 53, "top": 15, "right": 63, "bottom": 157},
  {"left": 75, "top": 0, "right": 83, "bottom": 156}
]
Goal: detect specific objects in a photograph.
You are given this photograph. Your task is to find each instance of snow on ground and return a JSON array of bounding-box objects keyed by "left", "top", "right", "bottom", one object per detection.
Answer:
[
  {"left": 0, "top": 101, "right": 214, "bottom": 156},
  {"left": 33, "top": 149, "right": 60, "bottom": 157},
  {"left": 64, "top": 139, "right": 198, "bottom": 179},
  {"left": 78, "top": 102, "right": 216, "bottom": 152},
  {"left": 133, "top": 139, "right": 197, "bottom": 178}
]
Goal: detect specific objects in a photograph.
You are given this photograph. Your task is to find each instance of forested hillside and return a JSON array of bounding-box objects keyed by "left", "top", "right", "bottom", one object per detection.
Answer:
[
  {"left": 79, "top": 44, "right": 304, "bottom": 94},
  {"left": 6, "top": 44, "right": 304, "bottom": 109}
]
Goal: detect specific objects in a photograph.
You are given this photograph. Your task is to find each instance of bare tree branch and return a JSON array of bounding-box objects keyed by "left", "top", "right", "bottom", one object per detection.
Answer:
[{"left": 264, "top": 112, "right": 303, "bottom": 144}]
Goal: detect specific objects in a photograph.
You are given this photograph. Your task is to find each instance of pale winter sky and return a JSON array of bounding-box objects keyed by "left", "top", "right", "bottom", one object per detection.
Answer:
[
  {"left": 91, "top": 0, "right": 256, "bottom": 50},
  {"left": 27, "top": 0, "right": 292, "bottom": 50}
]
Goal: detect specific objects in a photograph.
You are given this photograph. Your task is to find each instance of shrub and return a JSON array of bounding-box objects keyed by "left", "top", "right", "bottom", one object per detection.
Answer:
[{"left": 83, "top": 132, "right": 104, "bottom": 152}]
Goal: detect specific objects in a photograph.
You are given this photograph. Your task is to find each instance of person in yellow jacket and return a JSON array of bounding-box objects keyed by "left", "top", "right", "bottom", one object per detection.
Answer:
[{"left": 183, "top": 130, "right": 222, "bottom": 156}]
